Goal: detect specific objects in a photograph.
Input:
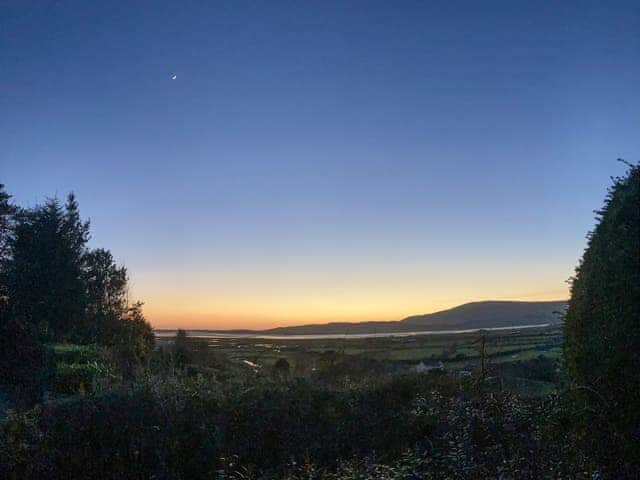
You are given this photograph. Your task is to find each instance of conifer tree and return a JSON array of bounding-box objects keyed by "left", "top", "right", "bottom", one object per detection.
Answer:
[
  {"left": 5, "top": 194, "right": 89, "bottom": 340},
  {"left": 563, "top": 161, "right": 640, "bottom": 454}
]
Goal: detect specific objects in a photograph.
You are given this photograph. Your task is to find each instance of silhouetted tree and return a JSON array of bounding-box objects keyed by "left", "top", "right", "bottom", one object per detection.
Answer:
[
  {"left": 172, "top": 329, "right": 191, "bottom": 368},
  {"left": 0, "top": 185, "right": 53, "bottom": 408},
  {"left": 4, "top": 194, "right": 89, "bottom": 340},
  {"left": 563, "top": 161, "right": 640, "bottom": 471},
  {"left": 0, "top": 184, "right": 17, "bottom": 304},
  {"left": 272, "top": 357, "right": 291, "bottom": 380},
  {"left": 109, "top": 302, "right": 155, "bottom": 378},
  {"left": 82, "top": 248, "right": 128, "bottom": 342},
  {"left": 0, "top": 186, "right": 156, "bottom": 401},
  {"left": 0, "top": 311, "right": 54, "bottom": 408},
  {"left": 0, "top": 184, "right": 17, "bottom": 263}
]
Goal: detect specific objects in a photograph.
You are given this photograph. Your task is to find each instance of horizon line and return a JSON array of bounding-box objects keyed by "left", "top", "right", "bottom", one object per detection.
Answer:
[{"left": 151, "top": 298, "right": 569, "bottom": 332}]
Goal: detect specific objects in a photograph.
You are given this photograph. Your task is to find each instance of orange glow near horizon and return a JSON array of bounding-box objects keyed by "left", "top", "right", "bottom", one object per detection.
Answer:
[
  {"left": 127, "top": 249, "right": 576, "bottom": 330},
  {"left": 135, "top": 263, "right": 570, "bottom": 329},
  {"left": 147, "top": 294, "right": 569, "bottom": 330}
]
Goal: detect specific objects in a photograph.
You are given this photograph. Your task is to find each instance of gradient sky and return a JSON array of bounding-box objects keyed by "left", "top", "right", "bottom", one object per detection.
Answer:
[{"left": 1, "top": 1, "right": 639, "bottom": 329}]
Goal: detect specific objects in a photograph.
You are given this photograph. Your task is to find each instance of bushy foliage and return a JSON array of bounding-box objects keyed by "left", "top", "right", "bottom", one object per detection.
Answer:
[
  {"left": 82, "top": 248, "right": 129, "bottom": 342},
  {"left": 495, "top": 355, "right": 559, "bottom": 383},
  {"left": 0, "top": 184, "right": 16, "bottom": 265},
  {"left": 53, "top": 345, "right": 120, "bottom": 396},
  {"left": 107, "top": 302, "right": 155, "bottom": 379},
  {"left": 563, "top": 161, "right": 640, "bottom": 464},
  {"left": 272, "top": 357, "right": 291, "bottom": 380},
  {"left": 0, "top": 372, "right": 603, "bottom": 479},
  {"left": 171, "top": 329, "right": 191, "bottom": 368},
  {"left": 0, "top": 312, "right": 55, "bottom": 408},
  {"left": 0, "top": 386, "right": 222, "bottom": 480}
]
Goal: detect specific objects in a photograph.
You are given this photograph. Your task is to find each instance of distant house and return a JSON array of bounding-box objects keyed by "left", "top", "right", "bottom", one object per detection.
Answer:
[{"left": 415, "top": 360, "right": 444, "bottom": 373}]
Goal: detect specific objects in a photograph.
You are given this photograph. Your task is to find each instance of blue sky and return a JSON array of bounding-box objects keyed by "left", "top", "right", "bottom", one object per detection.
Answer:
[{"left": 1, "top": 1, "right": 638, "bottom": 328}]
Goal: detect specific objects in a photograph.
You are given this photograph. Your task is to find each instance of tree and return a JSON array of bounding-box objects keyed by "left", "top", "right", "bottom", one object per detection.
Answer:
[
  {"left": 109, "top": 302, "right": 155, "bottom": 378},
  {"left": 0, "top": 184, "right": 17, "bottom": 304},
  {"left": 171, "top": 329, "right": 191, "bottom": 368},
  {"left": 0, "top": 184, "right": 17, "bottom": 263},
  {"left": 4, "top": 194, "right": 89, "bottom": 340},
  {"left": 563, "top": 161, "right": 640, "bottom": 461},
  {"left": 272, "top": 357, "right": 290, "bottom": 380},
  {"left": 82, "top": 248, "right": 128, "bottom": 342},
  {"left": 0, "top": 310, "right": 54, "bottom": 408},
  {"left": 0, "top": 186, "right": 156, "bottom": 397},
  {"left": 0, "top": 184, "right": 53, "bottom": 408}
]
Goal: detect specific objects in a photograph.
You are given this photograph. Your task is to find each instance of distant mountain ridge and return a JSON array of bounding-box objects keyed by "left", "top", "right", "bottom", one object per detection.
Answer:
[
  {"left": 159, "top": 300, "right": 566, "bottom": 336},
  {"left": 263, "top": 300, "right": 566, "bottom": 335},
  {"left": 401, "top": 300, "right": 567, "bottom": 330}
]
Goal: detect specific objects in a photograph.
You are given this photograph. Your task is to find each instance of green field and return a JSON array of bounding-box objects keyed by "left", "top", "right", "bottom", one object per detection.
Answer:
[
  {"left": 156, "top": 325, "right": 563, "bottom": 395},
  {"left": 158, "top": 326, "right": 562, "bottom": 365}
]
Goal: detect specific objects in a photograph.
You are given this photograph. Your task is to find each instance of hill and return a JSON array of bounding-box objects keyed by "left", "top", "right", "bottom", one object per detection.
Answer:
[
  {"left": 261, "top": 300, "right": 567, "bottom": 336},
  {"left": 401, "top": 300, "right": 567, "bottom": 329}
]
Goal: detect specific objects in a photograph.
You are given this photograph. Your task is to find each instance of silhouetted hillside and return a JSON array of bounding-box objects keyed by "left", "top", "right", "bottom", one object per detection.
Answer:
[
  {"left": 261, "top": 300, "right": 567, "bottom": 336},
  {"left": 401, "top": 300, "right": 567, "bottom": 329}
]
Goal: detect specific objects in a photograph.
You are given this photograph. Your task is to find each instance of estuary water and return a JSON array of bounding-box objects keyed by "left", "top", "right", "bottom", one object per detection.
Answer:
[{"left": 155, "top": 323, "right": 551, "bottom": 340}]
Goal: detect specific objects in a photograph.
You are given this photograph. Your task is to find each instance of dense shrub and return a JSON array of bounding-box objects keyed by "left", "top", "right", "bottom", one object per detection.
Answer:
[
  {"left": 495, "top": 355, "right": 558, "bottom": 383},
  {"left": 171, "top": 329, "right": 191, "bottom": 368},
  {"left": 0, "top": 384, "right": 222, "bottom": 480},
  {"left": 563, "top": 162, "right": 640, "bottom": 473},
  {"left": 54, "top": 360, "right": 120, "bottom": 396},
  {"left": 0, "top": 314, "right": 55, "bottom": 409},
  {"left": 106, "top": 302, "right": 155, "bottom": 379},
  {"left": 219, "top": 374, "right": 450, "bottom": 471},
  {"left": 0, "top": 372, "right": 602, "bottom": 479},
  {"left": 314, "top": 392, "right": 592, "bottom": 480}
]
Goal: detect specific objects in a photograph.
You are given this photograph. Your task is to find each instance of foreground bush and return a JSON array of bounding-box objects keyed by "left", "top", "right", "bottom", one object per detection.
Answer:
[
  {"left": 0, "top": 315, "right": 55, "bottom": 409},
  {"left": 0, "top": 384, "right": 222, "bottom": 480},
  {"left": 0, "top": 372, "right": 613, "bottom": 479},
  {"left": 563, "top": 162, "right": 640, "bottom": 474}
]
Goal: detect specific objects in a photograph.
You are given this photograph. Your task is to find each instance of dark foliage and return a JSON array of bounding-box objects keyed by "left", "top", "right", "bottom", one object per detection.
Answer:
[
  {"left": 82, "top": 248, "right": 128, "bottom": 343},
  {"left": 563, "top": 161, "right": 640, "bottom": 473},
  {"left": 0, "top": 184, "right": 16, "bottom": 264},
  {"left": 171, "top": 329, "right": 191, "bottom": 368},
  {"left": 52, "top": 345, "right": 120, "bottom": 396},
  {"left": 0, "top": 373, "right": 600, "bottom": 479},
  {"left": 1, "top": 188, "right": 153, "bottom": 348},
  {"left": 0, "top": 312, "right": 55, "bottom": 408},
  {"left": 0, "top": 184, "right": 154, "bottom": 409},
  {"left": 272, "top": 357, "right": 291, "bottom": 380},
  {"left": 4, "top": 195, "right": 89, "bottom": 341},
  {"left": 0, "top": 388, "right": 221, "bottom": 480},
  {"left": 107, "top": 302, "right": 155, "bottom": 379},
  {"left": 0, "top": 186, "right": 56, "bottom": 407},
  {"left": 495, "top": 355, "right": 559, "bottom": 383}
]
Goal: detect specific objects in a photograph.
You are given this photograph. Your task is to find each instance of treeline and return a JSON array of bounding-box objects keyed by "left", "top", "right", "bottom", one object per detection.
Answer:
[{"left": 0, "top": 185, "right": 153, "bottom": 407}]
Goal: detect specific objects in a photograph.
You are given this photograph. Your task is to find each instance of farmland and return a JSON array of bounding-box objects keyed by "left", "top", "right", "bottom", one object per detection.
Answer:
[{"left": 156, "top": 325, "right": 563, "bottom": 395}]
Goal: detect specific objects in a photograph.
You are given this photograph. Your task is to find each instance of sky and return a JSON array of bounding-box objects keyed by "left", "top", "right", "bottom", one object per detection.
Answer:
[{"left": 1, "top": 1, "right": 639, "bottom": 329}]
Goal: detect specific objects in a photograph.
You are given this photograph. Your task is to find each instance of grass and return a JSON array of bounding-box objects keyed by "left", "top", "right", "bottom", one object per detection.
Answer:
[{"left": 50, "top": 344, "right": 120, "bottom": 396}]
